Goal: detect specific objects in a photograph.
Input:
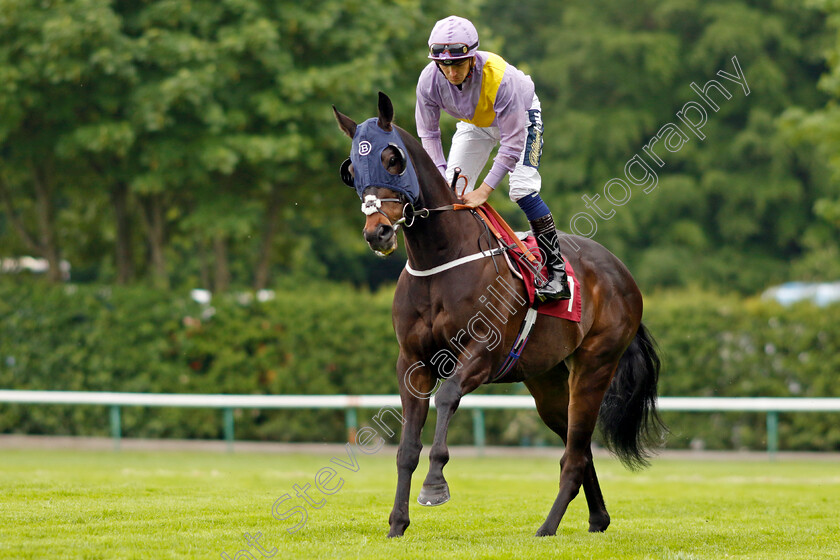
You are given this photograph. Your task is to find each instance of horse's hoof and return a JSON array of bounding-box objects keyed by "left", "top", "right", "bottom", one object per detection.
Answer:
[
  {"left": 588, "top": 514, "right": 610, "bottom": 533},
  {"left": 535, "top": 524, "right": 556, "bottom": 537},
  {"left": 387, "top": 521, "right": 408, "bottom": 538},
  {"left": 417, "top": 483, "right": 450, "bottom": 506}
]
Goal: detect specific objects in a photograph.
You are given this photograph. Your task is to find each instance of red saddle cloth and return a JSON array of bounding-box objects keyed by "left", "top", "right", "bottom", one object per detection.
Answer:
[{"left": 479, "top": 206, "right": 582, "bottom": 322}]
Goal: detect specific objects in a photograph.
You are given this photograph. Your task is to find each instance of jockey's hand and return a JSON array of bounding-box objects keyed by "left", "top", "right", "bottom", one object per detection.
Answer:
[{"left": 460, "top": 182, "right": 493, "bottom": 208}]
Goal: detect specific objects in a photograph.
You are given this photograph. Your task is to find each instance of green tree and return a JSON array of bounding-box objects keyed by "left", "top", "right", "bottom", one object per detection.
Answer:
[
  {"left": 481, "top": 0, "right": 834, "bottom": 293},
  {"left": 0, "top": 0, "right": 447, "bottom": 289},
  {"left": 0, "top": 0, "right": 133, "bottom": 282},
  {"left": 781, "top": 0, "right": 840, "bottom": 281}
]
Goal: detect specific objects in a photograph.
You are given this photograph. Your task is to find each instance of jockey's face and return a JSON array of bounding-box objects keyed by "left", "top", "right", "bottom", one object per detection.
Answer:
[{"left": 437, "top": 58, "right": 472, "bottom": 86}]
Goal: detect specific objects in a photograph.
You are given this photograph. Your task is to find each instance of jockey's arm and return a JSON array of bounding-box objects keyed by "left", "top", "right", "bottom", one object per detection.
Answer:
[
  {"left": 460, "top": 182, "right": 494, "bottom": 208},
  {"left": 416, "top": 70, "right": 448, "bottom": 177}
]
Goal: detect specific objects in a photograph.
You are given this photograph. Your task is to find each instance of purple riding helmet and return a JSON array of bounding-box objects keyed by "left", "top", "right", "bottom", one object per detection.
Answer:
[{"left": 427, "top": 15, "right": 479, "bottom": 66}]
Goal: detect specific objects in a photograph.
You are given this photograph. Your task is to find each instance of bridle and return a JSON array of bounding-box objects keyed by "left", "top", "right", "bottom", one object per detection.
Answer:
[
  {"left": 360, "top": 188, "right": 507, "bottom": 278},
  {"left": 345, "top": 147, "right": 503, "bottom": 275},
  {"left": 361, "top": 194, "right": 472, "bottom": 233},
  {"left": 358, "top": 165, "right": 470, "bottom": 232},
  {"left": 360, "top": 193, "right": 432, "bottom": 231}
]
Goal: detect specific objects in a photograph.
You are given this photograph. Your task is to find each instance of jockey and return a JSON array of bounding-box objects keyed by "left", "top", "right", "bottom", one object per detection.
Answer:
[{"left": 416, "top": 15, "right": 571, "bottom": 301}]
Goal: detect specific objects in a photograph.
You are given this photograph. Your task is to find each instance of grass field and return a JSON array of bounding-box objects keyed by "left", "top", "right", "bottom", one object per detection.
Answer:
[{"left": 1, "top": 446, "right": 838, "bottom": 560}]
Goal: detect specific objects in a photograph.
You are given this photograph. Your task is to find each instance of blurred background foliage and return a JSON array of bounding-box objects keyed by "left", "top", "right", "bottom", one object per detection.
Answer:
[
  {"left": 2, "top": 0, "right": 840, "bottom": 449},
  {"left": 1, "top": 0, "right": 838, "bottom": 292},
  {"left": 1, "top": 281, "right": 838, "bottom": 449}
]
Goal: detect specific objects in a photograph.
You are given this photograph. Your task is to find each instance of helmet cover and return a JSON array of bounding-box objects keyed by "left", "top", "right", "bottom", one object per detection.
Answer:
[{"left": 428, "top": 16, "right": 479, "bottom": 63}]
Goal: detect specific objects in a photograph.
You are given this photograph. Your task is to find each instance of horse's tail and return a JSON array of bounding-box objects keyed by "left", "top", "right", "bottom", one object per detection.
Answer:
[{"left": 597, "top": 323, "right": 667, "bottom": 470}]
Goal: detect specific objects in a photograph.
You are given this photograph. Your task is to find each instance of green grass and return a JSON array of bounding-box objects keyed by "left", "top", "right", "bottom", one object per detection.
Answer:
[{"left": 1, "top": 447, "right": 838, "bottom": 559}]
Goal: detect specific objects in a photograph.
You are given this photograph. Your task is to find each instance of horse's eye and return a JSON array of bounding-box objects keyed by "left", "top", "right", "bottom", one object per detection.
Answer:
[{"left": 382, "top": 145, "right": 406, "bottom": 176}]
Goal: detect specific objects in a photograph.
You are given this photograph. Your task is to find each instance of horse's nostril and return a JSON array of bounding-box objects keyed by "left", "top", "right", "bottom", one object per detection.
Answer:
[
  {"left": 378, "top": 225, "right": 394, "bottom": 242},
  {"left": 364, "top": 223, "right": 394, "bottom": 247}
]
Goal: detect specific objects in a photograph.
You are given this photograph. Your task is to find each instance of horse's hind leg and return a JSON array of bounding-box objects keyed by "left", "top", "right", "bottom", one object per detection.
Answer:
[
  {"left": 581, "top": 451, "right": 610, "bottom": 531},
  {"left": 526, "top": 368, "right": 610, "bottom": 534},
  {"left": 533, "top": 356, "right": 619, "bottom": 537}
]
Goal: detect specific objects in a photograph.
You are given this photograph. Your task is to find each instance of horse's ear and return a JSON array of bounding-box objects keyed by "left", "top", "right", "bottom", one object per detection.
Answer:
[
  {"left": 377, "top": 92, "right": 394, "bottom": 131},
  {"left": 333, "top": 106, "right": 357, "bottom": 138}
]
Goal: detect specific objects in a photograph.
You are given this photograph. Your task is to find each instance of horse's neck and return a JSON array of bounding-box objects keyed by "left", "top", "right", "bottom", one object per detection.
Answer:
[
  {"left": 397, "top": 126, "right": 484, "bottom": 269},
  {"left": 404, "top": 181, "right": 483, "bottom": 270}
]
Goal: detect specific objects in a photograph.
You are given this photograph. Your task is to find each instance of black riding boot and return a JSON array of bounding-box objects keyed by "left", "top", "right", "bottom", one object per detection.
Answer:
[{"left": 530, "top": 213, "right": 572, "bottom": 302}]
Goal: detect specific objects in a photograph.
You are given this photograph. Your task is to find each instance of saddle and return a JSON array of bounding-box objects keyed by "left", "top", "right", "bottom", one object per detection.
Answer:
[{"left": 475, "top": 204, "right": 582, "bottom": 322}]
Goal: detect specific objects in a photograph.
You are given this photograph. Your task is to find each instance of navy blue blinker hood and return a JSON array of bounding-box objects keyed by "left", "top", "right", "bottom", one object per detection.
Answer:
[{"left": 347, "top": 118, "right": 421, "bottom": 204}]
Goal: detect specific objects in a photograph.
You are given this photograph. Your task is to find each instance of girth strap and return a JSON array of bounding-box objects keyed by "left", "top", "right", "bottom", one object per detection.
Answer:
[{"left": 490, "top": 306, "right": 539, "bottom": 383}]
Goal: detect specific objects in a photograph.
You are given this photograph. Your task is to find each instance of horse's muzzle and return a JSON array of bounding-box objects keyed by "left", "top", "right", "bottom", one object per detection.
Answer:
[{"left": 364, "top": 223, "right": 397, "bottom": 256}]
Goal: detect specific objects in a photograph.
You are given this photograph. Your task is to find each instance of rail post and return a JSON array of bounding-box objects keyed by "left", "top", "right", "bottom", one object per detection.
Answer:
[
  {"left": 223, "top": 408, "right": 235, "bottom": 453},
  {"left": 109, "top": 405, "right": 121, "bottom": 452},
  {"left": 345, "top": 408, "right": 358, "bottom": 444},
  {"left": 766, "top": 410, "right": 779, "bottom": 460},
  {"left": 472, "top": 408, "right": 486, "bottom": 455}
]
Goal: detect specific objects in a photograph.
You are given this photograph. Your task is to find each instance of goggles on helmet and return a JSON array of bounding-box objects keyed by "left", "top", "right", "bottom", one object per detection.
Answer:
[{"left": 429, "top": 41, "right": 478, "bottom": 58}]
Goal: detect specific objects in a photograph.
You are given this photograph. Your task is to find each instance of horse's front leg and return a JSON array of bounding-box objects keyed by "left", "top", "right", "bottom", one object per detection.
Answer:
[
  {"left": 419, "top": 358, "right": 488, "bottom": 507},
  {"left": 417, "top": 376, "right": 460, "bottom": 506},
  {"left": 388, "top": 358, "right": 431, "bottom": 538}
]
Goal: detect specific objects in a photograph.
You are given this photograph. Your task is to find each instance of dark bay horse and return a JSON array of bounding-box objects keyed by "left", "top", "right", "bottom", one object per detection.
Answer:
[{"left": 333, "top": 92, "right": 664, "bottom": 538}]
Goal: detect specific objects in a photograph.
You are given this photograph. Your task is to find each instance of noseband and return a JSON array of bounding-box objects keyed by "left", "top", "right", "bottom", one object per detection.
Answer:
[{"left": 361, "top": 194, "right": 431, "bottom": 230}]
